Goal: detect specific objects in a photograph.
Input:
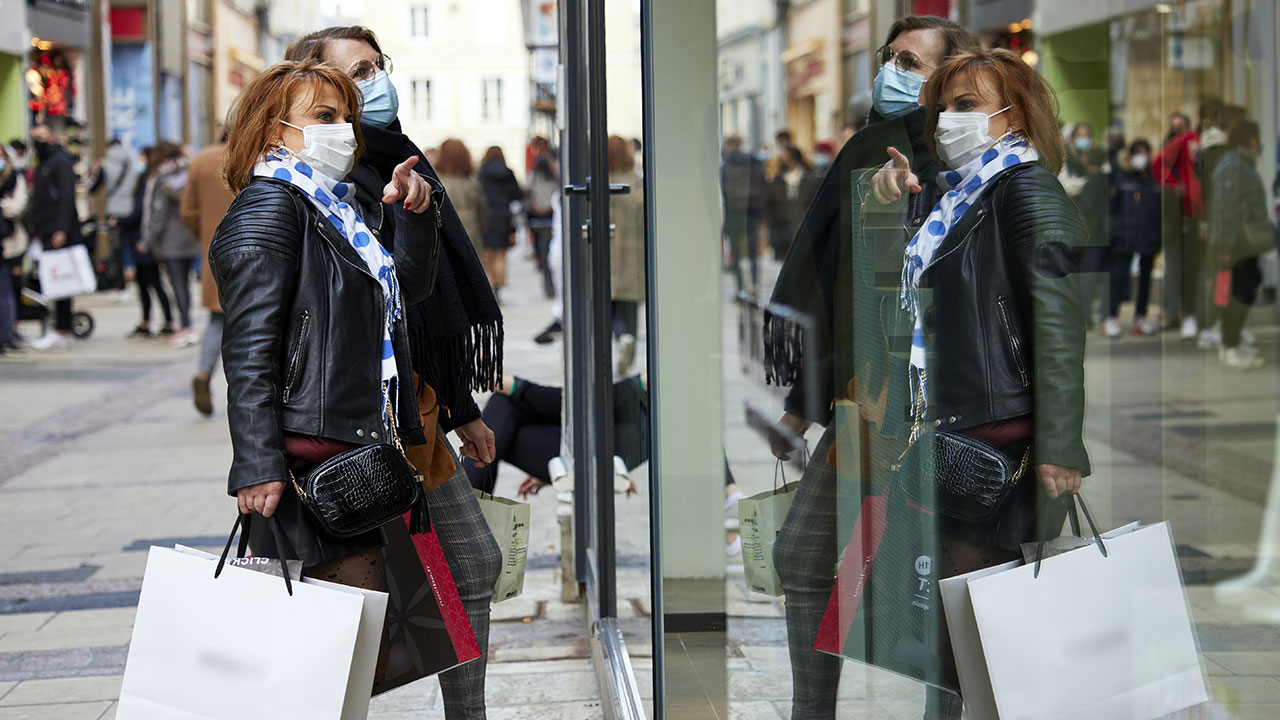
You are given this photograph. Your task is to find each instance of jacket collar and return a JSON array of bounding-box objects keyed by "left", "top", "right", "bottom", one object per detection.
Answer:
[{"left": 922, "top": 163, "right": 1037, "bottom": 274}]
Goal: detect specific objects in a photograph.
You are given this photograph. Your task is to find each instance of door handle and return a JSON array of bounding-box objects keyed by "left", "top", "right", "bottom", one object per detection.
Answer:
[
  {"left": 578, "top": 222, "right": 617, "bottom": 244},
  {"left": 564, "top": 182, "right": 632, "bottom": 196}
]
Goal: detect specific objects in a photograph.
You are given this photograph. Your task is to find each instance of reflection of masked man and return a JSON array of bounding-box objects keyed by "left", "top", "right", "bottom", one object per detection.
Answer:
[{"left": 766, "top": 17, "right": 979, "bottom": 453}]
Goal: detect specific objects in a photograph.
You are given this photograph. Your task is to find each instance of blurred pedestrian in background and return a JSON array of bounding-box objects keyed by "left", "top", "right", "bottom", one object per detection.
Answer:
[
  {"left": 526, "top": 155, "right": 558, "bottom": 299},
  {"left": 1194, "top": 103, "right": 1248, "bottom": 350},
  {"left": 767, "top": 145, "right": 821, "bottom": 262},
  {"left": 434, "top": 138, "right": 487, "bottom": 255},
  {"left": 28, "top": 124, "right": 79, "bottom": 351},
  {"left": 1073, "top": 147, "right": 1112, "bottom": 330},
  {"left": 477, "top": 146, "right": 523, "bottom": 300},
  {"left": 0, "top": 144, "right": 26, "bottom": 356},
  {"left": 608, "top": 134, "right": 644, "bottom": 377},
  {"left": 140, "top": 141, "right": 199, "bottom": 348},
  {"left": 120, "top": 147, "right": 174, "bottom": 341},
  {"left": 1058, "top": 121, "right": 1093, "bottom": 197},
  {"left": 94, "top": 138, "right": 138, "bottom": 290},
  {"left": 1104, "top": 139, "right": 1161, "bottom": 338},
  {"left": 720, "top": 135, "right": 765, "bottom": 293},
  {"left": 1154, "top": 108, "right": 1204, "bottom": 339},
  {"left": 1206, "top": 119, "right": 1273, "bottom": 370},
  {"left": 181, "top": 136, "right": 234, "bottom": 416}
]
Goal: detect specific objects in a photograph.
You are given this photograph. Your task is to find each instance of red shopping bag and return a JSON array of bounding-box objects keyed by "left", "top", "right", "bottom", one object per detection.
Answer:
[
  {"left": 813, "top": 493, "right": 888, "bottom": 653},
  {"left": 372, "top": 516, "right": 482, "bottom": 695}
]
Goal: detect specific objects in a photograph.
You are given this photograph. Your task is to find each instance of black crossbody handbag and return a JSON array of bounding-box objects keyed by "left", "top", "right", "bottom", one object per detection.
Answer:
[
  {"left": 289, "top": 441, "right": 429, "bottom": 539},
  {"left": 892, "top": 430, "right": 1031, "bottom": 521},
  {"left": 891, "top": 370, "right": 1032, "bottom": 522}
]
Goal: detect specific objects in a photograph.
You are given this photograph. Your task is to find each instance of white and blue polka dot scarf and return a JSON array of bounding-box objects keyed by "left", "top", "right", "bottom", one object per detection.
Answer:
[
  {"left": 900, "top": 134, "right": 1039, "bottom": 413},
  {"left": 254, "top": 148, "right": 403, "bottom": 425}
]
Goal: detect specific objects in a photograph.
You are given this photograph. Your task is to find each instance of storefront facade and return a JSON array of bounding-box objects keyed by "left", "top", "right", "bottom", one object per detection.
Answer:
[{"left": 558, "top": 1, "right": 1280, "bottom": 717}]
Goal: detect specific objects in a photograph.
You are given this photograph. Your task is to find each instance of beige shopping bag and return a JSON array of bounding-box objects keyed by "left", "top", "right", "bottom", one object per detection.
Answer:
[
  {"left": 474, "top": 490, "right": 531, "bottom": 602},
  {"left": 739, "top": 462, "right": 799, "bottom": 596}
]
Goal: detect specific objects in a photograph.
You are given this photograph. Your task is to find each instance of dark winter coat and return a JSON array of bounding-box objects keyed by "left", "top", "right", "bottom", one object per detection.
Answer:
[
  {"left": 1108, "top": 169, "right": 1161, "bottom": 255},
  {"left": 30, "top": 144, "right": 79, "bottom": 243},
  {"left": 477, "top": 160, "right": 523, "bottom": 250}
]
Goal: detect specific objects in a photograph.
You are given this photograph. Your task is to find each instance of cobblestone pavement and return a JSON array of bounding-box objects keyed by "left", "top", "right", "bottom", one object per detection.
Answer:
[{"left": 4, "top": 244, "right": 1280, "bottom": 719}]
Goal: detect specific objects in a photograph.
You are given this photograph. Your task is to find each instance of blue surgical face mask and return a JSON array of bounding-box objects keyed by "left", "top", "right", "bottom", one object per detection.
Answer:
[
  {"left": 872, "top": 63, "right": 926, "bottom": 119},
  {"left": 0, "top": 159, "right": 6, "bottom": 173},
  {"left": 358, "top": 71, "right": 399, "bottom": 129},
  {"left": 1074, "top": 136, "right": 1092, "bottom": 152}
]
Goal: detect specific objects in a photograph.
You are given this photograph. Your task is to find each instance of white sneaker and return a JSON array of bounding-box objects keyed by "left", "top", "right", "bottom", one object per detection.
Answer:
[
  {"left": 1133, "top": 316, "right": 1159, "bottom": 336},
  {"left": 549, "top": 456, "right": 573, "bottom": 493},
  {"left": 1102, "top": 317, "right": 1122, "bottom": 339},
  {"left": 1221, "top": 346, "right": 1264, "bottom": 371},
  {"left": 616, "top": 334, "right": 636, "bottom": 377},
  {"left": 169, "top": 329, "right": 198, "bottom": 348},
  {"left": 29, "top": 331, "right": 70, "bottom": 351},
  {"left": 1180, "top": 316, "right": 1199, "bottom": 340},
  {"left": 1197, "top": 327, "right": 1223, "bottom": 350},
  {"left": 1241, "top": 329, "right": 1257, "bottom": 349},
  {"left": 613, "top": 455, "right": 632, "bottom": 494}
]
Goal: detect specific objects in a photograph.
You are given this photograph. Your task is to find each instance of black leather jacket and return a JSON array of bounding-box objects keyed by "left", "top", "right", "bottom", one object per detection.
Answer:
[
  {"left": 209, "top": 177, "right": 441, "bottom": 495},
  {"left": 900, "top": 163, "right": 1091, "bottom": 474}
]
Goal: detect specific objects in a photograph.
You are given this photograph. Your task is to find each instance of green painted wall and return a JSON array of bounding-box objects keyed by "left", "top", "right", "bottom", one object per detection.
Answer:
[
  {"left": 1040, "top": 23, "right": 1110, "bottom": 138},
  {"left": 0, "top": 54, "right": 24, "bottom": 144}
]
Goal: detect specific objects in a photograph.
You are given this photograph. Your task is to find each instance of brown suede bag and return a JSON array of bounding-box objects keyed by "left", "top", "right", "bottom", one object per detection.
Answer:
[{"left": 403, "top": 378, "right": 459, "bottom": 491}]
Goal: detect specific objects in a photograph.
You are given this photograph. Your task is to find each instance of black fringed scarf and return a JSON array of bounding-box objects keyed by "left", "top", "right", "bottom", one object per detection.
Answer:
[
  {"left": 763, "top": 109, "right": 931, "bottom": 420},
  {"left": 356, "top": 120, "right": 503, "bottom": 428}
]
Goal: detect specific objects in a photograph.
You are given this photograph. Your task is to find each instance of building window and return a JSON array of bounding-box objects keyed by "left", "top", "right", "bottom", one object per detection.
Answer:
[
  {"left": 409, "top": 5, "right": 429, "bottom": 41},
  {"left": 410, "top": 78, "right": 431, "bottom": 123},
  {"left": 481, "top": 77, "right": 503, "bottom": 122}
]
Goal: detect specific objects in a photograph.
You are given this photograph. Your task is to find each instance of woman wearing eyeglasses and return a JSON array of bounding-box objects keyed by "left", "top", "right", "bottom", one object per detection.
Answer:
[
  {"left": 285, "top": 27, "right": 503, "bottom": 719},
  {"left": 869, "top": 48, "right": 1091, "bottom": 719},
  {"left": 763, "top": 15, "right": 980, "bottom": 720}
]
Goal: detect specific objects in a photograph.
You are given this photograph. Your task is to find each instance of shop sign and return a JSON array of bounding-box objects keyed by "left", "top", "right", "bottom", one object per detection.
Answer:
[
  {"left": 1168, "top": 35, "right": 1213, "bottom": 70},
  {"left": 110, "top": 7, "right": 146, "bottom": 42}
]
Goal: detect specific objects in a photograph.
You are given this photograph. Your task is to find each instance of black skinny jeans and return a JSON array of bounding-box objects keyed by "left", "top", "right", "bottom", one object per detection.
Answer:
[
  {"left": 1108, "top": 252, "right": 1155, "bottom": 318},
  {"left": 165, "top": 258, "right": 194, "bottom": 328},
  {"left": 135, "top": 262, "right": 173, "bottom": 326}
]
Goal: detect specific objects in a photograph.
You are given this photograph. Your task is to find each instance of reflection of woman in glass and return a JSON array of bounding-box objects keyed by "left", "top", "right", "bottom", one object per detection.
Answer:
[
  {"left": 888, "top": 48, "right": 1091, "bottom": 717},
  {"left": 607, "top": 135, "right": 645, "bottom": 376}
]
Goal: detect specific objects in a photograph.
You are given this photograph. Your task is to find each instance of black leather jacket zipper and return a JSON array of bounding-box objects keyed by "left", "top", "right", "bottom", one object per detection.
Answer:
[
  {"left": 995, "top": 295, "right": 1030, "bottom": 388},
  {"left": 282, "top": 310, "right": 311, "bottom": 403}
]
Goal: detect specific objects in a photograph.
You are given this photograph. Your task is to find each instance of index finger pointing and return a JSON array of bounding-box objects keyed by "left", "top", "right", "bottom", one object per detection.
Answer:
[
  {"left": 393, "top": 155, "right": 420, "bottom": 179},
  {"left": 886, "top": 146, "right": 910, "bottom": 169}
]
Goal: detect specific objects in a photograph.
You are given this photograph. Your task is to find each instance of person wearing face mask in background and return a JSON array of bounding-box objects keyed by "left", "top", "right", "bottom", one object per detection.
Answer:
[
  {"left": 763, "top": 16, "right": 980, "bottom": 720},
  {"left": 1103, "top": 139, "right": 1162, "bottom": 338},
  {"left": 285, "top": 28, "right": 503, "bottom": 719},
  {"left": 210, "top": 59, "right": 440, "bottom": 692},
  {"left": 869, "top": 48, "right": 1090, "bottom": 719},
  {"left": 1057, "top": 121, "right": 1093, "bottom": 198}
]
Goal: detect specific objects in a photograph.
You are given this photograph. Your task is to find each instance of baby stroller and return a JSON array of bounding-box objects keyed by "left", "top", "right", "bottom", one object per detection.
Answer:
[{"left": 19, "top": 277, "right": 95, "bottom": 340}]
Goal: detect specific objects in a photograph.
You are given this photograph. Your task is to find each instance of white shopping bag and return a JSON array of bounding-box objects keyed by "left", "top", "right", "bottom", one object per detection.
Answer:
[
  {"left": 939, "top": 560, "right": 1021, "bottom": 720},
  {"left": 118, "top": 517, "right": 388, "bottom": 720},
  {"left": 37, "top": 244, "right": 96, "bottom": 299},
  {"left": 962, "top": 519, "right": 1207, "bottom": 720}
]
